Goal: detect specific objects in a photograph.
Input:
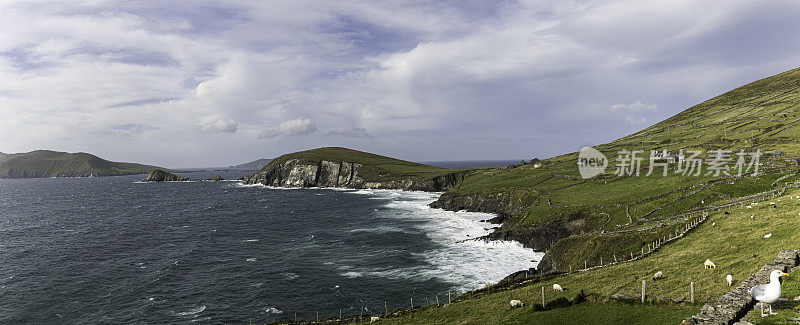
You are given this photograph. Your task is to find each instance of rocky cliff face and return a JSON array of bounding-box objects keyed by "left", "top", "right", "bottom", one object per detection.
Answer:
[
  {"left": 241, "top": 158, "right": 468, "bottom": 191},
  {"left": 145, "top": 169, "right": 189, "bottom": 182},
  {"left": 430, "top": 191, "right": 587, "bottom": 274}
]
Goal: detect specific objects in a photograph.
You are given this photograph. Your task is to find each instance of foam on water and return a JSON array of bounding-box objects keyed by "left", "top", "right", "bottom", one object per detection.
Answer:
[
  {"left": 175, "top": 305, "right": 206, "bottom": 317},
  {"left": 345, "top": 189, "right": 543, "bottom": 292}
]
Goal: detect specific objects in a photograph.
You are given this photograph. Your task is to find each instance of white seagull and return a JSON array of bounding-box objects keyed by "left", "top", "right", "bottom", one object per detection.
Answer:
[{"left": 749, "top": 270, "right": 789, "bottom": 317}]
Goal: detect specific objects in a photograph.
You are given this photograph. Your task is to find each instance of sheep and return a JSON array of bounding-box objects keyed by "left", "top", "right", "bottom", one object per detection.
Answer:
[
  {"left": 653, "top": 271, "right": 663, "bottom": 280},
  {"left": 711, "top": 222, "right": 716, "bottom": 227},
  {"left": 704, "top": 259, "right": 717, "bottom": 269},
  {"left": 746, "top": 205, "right": 753, "bottom": 209},
  {"left": 370, "top": 316, "right": 381, "bottom": 323},
  {"left": 727, "top": 274, "right": 733, "bottom": 286},
  {"left": 764, "top": 233, "right": 772, "bottom": 239},
  {"left": 750, "top": 215, "right": 755, "bottom": 220},
  {"left": 553, "top": 283, "right": 563, "bottom": 292},
  {"left": 509, "top": 300, "right": 524, "bottom": 308}
]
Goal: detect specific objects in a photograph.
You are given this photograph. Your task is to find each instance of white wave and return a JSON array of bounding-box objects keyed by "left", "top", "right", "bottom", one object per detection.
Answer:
[
  {"left": 348, "top": 226, "right": 411, "bottom": 234},
  {"left": 282, "top": 272, "right": 299, "bottom": 280},
  {"left": 246, "top": 258, "right": 257, "bottom": 262},
  {"left": 341, "top": 189, "right": 543, "bottom": 293},
  {"left": 190, "top": 316, "right": 211, "bottom": 322},
  {"left": 265, "top": 307, "right": 283, "bottom": 314},
  {"left": 175, "top": 305, "right": 206, "bottom": 317},
  {"left": 243, "top": 239, "right": 259, "bottom": 242},
  {"left": 341, "top": 271, "right": 363, "bottom": 278}
]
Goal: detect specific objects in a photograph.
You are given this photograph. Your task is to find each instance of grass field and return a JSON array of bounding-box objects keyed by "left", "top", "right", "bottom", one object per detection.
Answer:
[
  {"left": 359, "top": 187, "right": 800, "bottom": 324},
  {"left": 258, "top": 147, "right": 457, "bottom": 182}
]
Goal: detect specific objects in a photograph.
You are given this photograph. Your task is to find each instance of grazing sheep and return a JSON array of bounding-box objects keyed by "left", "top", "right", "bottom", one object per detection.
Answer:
[
  {"left": 370, "top": 316, "right": 381, "bottom": 323},
  {"left": 553, "top": 284, "right": 563, "bottom": 292},
  {"left": 653, "top": 271, "right": 663, "bottom": 280},
  {"left": 727, "top": 274, "right": 733, "bottom": 286},
  {"left": 712, "top": 222, "right": 716, "bottom": 227},
  {"left": 764, "top": 233, "right": 772, "bottom": 239},
  {"left": 705, "top": 259, "right": 717, "bottom": 269},
  {"left": 510, "top": 300, "right": 524, "bottom": 308},
  {"left": 747, "top": 205, "right": 753, "bottom": 209},
  {"left": 751, "top": 215, "right": 755, "bottom": 220}
]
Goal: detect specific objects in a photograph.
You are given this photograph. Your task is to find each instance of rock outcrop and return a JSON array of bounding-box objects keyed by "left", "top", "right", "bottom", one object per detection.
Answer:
[
  {"left": 145, "top": 169, "right": 189, "bottom": 182},
  {"left": 241, "top": 158, "right": 468, "bottom": 191},
  {"left": 430, "top": 190, "right": 588, "bottom": 272},
  {"left": 207, "top": 175, "right": 224, "bottom": 181}
]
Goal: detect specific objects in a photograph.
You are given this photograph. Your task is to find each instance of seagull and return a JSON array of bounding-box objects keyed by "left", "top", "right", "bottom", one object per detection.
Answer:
[{"left": 749, "top": 270, "right": 789, "bottom": 317}]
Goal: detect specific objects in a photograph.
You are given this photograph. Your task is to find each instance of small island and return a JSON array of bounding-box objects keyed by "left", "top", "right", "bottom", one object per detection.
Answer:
[{"left": 145, "top": 169, "right": 189, "bottom": 182}]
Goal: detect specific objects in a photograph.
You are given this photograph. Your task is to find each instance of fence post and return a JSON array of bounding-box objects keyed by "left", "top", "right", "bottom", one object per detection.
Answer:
[
  {"left": 541, "top": 286, "right": 545, "bottom": 307},
  {"left": 294, "top": 312, "right": 297, "bottom": 323},
  {"left": 339, "top": 309, "right": 342, "bottom": 320},
  {"left": 690, "top": 282, "right": 695, "bottom": 303},
  {"left": 316, "top": 312, "right": 319, "bottom": 322},
  {"left": 614, "top": 254, "right": 617, "bottom": 263},
  {"left": 642, "top": 280, "right": 646, "bottom": 303},
  {"left": 600, "top": 257, "right": 603, "bottom": 266},
  {"left": 385, "top": 301, "right": 388, "bottom": 314},
  {"left": 585, "top": 261, "right": 587, "bottom": 269},
  {"left": 436, "top": 296, "right": 439, "bottom": 306},
  {"left": 449, "top": 290, "right": 451, "bottom": 304},
  {"left": 411, "top": 297, "right": 414, "bottom": 308}
]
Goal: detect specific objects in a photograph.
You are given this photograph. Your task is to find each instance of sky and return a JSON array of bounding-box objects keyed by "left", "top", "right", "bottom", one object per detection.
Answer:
[{"left": 2, "top": 1, "right": 800, "bottom": 168}]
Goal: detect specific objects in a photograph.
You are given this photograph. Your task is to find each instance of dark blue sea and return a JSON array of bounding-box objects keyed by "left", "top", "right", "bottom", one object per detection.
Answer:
[{"left": 0, "top": 170, "right": 541, "bottom": 324}]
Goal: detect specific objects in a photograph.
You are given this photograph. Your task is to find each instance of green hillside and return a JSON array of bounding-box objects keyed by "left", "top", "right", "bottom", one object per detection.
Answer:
[
  {"left": 336, "top": 67, "right": 800, "bottom": 325},
  {"left": 258, "top": 147, "right": 455, "bottom": 182},
  {"left": 230, "top": 158, "right": 271, "bottom": 170},
  {"left": 0, "top": 150, "right": 163, "bottom": 178},
  {"left": 358, "top": 184, "right": 800, "bottom": 324},
  {"left": 434, "top": 67, "right": 800, "bottom": 272}
]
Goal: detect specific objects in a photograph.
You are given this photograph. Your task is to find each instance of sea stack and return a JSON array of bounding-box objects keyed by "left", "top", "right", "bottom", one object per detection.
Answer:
[{"left": 145, "top": 169, "right": 189, "bottom": 182}]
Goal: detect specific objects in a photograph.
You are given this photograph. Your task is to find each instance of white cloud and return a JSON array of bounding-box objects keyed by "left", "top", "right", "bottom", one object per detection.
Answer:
[
  {"left": 624, "top": 115, "right": 648, "bottom": 126},
  {"left": 259, "top": 118, "right": 316, "bottom": 139},
  {"left": 110, "top": 124, "right": 158, "bottom": 138},
  {"left": 326, "top": 127, "right": 372, "bottom": 138},
  {"left": 611, "top": 100, "right": 659, "bottom": 112},
  {"left": 1, "top": 1, "right": 800, "bottom": 166},
  {"left": 202, "top": 117, "right": 238, "bottom": 133}
]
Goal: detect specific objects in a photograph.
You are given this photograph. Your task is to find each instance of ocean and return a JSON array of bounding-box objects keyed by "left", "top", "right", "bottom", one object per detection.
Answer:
[{"left": 0, "top": 169, "right": 542, "bottom": 324}]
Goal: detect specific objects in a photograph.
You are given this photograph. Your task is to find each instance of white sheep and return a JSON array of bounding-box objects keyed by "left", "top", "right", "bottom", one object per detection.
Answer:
[
  {"left": 704, "top": 259, "right": 717, "bottom": 269},
  {"left": 509, "top": 300, "right": 524, "bottom": 308},
  {"left": 553, "top": 283, "right": 563, "bottom": 292},
  {"left": 711, "top": 222, "right": 716, "bottom": 227},
  {"left": 764, "top": 233, "right": 772, "bottom": 238},
  {"left": 653, "top": 271, "right": 663, "bottom": 280},
  {"left": 746, "top": 205, "right": 753, "bottom": 209},
  {"left": 726, "top": 274, "right": 733, "bottom": 286},
  {"left": 370, "top": 316, "right": 381, "bottom": 323}
]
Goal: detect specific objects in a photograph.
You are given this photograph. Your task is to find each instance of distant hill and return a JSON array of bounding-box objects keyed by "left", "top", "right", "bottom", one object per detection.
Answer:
[
  {"left": 0, "top": 150, "right": 163, "bottom": 179},
  {"left": 243, "top": 147, "right": 470, "bottom": 191},
  {"left": 229, "top": 158, "right": 271, "bottom": 170}
]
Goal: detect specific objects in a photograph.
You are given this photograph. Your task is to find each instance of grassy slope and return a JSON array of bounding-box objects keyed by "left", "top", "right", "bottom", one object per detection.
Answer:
[
  {"left": 0, "top": 150, "right": 162, "bottom": 178},
  {"left": 368, "top": 187, "right": 800, "bottom": 324},
  {"left": 444, "top": 66, "right": 800, "bottom": 231},
  {"left": 258, "top": 147, "right": 456, "bottom": 182}
]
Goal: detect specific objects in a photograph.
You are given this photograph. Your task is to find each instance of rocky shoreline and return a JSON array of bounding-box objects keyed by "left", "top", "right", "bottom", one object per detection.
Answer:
[
  {"left": 241, "top": 158, "right": 571, "bottom": 277},
  {"left": 240, "top": 158, "right": 470, "bottom": 191}
]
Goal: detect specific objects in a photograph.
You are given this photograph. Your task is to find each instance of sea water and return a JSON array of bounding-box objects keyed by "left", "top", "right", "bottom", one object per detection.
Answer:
[{"left": 0, "top": 170, "right": 542, "bottom": 323}]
